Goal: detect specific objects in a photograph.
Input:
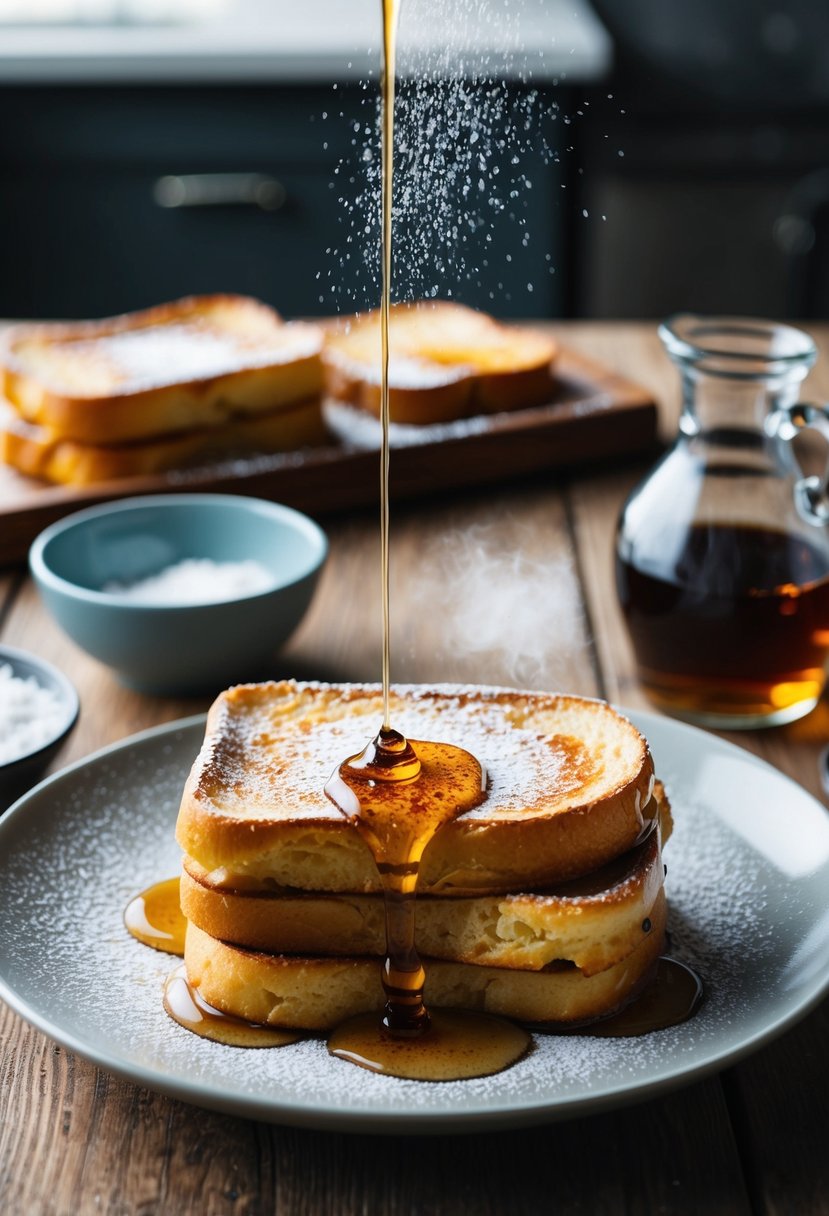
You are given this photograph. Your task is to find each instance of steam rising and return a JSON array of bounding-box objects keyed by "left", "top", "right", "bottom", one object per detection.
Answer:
[{"left": 397, "top": 519, "right": 587, "bottom": 690}]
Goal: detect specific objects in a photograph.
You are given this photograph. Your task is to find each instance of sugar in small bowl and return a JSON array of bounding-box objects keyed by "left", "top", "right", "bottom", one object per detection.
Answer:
[
  {"left": 30, "top": 494, "right": 328, "bottom": 694},
  {"left": 0, "top": 646, "right": 79, "bottom": 811}
]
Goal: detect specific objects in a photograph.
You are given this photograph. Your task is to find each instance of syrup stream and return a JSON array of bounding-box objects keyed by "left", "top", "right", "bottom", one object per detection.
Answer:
[
  {"left": 325, "top": 731, "right": 486, "bottom": 1038},
  {"left": 379, "top": 0, "right": 401, "bottom": 732}
]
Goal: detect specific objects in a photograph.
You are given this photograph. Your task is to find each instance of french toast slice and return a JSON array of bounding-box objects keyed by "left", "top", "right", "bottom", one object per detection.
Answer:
[
  {"left": 0, "top": 295, "right": 323, "bottom": 445},
  {"left": 176, "top": 682, "right": 658, "bottom": 896},
  {"left": 180, "top": 822, "right": 665, "bottom": 976},
  {"left": 323, "top": 301, "right": 557, "bottom": 424},
  {"left": 183, "top": 889, "right": 666, "bottom": 1032},
  {"left": 0, "top": 394, "right": 327, "bottom": 486}
]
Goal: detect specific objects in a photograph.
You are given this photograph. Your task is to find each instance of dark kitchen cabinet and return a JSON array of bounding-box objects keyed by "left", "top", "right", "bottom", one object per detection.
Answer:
[
  {"left": 570, "top": 0, "right": 829, "bottom": 320},
  {"left": 570, "top": 108, "right": 829, "bottom": 320},
  {"left": 0, "top": 84, "right": 565, "bottom": 321}
]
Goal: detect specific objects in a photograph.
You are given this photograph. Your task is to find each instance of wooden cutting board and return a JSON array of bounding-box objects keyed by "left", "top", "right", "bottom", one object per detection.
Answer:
[{"left": 0, "top": 344, "right": 657, "bottom": 566}]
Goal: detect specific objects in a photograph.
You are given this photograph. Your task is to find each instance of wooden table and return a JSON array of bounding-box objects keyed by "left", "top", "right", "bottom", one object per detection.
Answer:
[{"left": 1, "top": 323, "right": 827, "bottom": 1216}]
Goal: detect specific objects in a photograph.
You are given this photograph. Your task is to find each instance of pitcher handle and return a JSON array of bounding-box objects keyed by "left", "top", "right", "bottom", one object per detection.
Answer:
[{"left": 780, "top": 402, "right": 829, "bottom": 526}]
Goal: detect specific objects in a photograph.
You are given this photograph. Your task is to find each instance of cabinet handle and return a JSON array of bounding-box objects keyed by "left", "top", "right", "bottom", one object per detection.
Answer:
[{"left": 153, "top": 173, "right": 287, "bottom": 212}]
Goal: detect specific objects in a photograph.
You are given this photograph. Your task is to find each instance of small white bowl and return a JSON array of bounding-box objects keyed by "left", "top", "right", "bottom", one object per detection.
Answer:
[
  {"left": 0, "top": 645, "right": 79, "bottom": 811},
  {"left": 30, "top": 493, "right": 328, "bottom": 694}
]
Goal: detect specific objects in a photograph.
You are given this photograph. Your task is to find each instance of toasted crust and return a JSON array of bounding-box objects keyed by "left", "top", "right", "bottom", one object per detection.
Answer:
[
  {"left": 324, "top": 356, "right": 474, "bottom": 425},
  {"left": 322, "top": 302, "right": 557, "bottom": 424},
  {"left": 175, "top": 682, "right": 657, "bottom": 895},
  {"left": 0, "top": 295, "right": 324, "bottom": 444},
  {"left": 0, "top": 394, "right": 327, "bottom": 486},
  {"left": 181, "top": 825, "right": 665, "bottom": 976},
  {"left": 184, "top": 889, "right": 666, "bottom": 1031}
]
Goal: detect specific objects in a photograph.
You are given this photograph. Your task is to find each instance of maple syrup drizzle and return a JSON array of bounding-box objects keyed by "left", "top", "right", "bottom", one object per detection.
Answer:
[
  {"left": 163, "top": 964, "right": 301, "bottom": 1048},
  {"left": 584, "top": 957, "right": 703, "bottom": 1037},
  {"left": 124, "top": 877, "right": 186, "bottom": 956},
  {"left": 327, "top": 735, "right": 481, "bottom": 1025},
  {"left": 543, "top": 957, "right": 704, "bottom": 1038},
  {"left": 325, "top": 733, "right": 530, "bottom": 1078},
  {"left": 325, "top": 0, "right": 522, "bottom": 1074},
  {"left": 379, "top": 0, "right": 400, "bottom": 732},
  {"left": 327, "top": 1008, "right": 531, "bottom": 1081}
]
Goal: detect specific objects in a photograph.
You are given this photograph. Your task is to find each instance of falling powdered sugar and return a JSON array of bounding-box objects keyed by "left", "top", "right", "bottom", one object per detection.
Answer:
[{"left": 321, "top": 0, "right": 572, "bottom": 313}]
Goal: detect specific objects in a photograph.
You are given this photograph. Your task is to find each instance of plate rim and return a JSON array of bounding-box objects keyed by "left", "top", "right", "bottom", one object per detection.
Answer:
[{"left": 0, "top": 707, "right": 827, "bottom": 1134}]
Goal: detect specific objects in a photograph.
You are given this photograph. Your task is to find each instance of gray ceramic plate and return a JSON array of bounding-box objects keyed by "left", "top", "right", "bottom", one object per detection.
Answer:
[{"left": 0, "top": 710, "right": 827, "bottom": 1135}]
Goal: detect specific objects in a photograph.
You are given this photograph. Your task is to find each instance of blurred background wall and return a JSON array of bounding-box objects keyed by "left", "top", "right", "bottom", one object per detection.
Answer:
[{"left": 0, "top": 0, "right": 826, "bottom": 321}]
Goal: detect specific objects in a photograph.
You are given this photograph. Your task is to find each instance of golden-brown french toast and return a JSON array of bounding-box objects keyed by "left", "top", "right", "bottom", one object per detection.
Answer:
[
  {"left": 180, "top": 824, "right": 666, "bottom": 976},
  {"left": 184, "top": 889, "right": 666, "bottom": 1032},
  {"left": 0, "top": 295, "right": 324, "bottom": 445},
  {"left": 323, "top": 301, "right": 557, "bottom": 424},
  {"left": 175, "top": 681, "right": 659, "bottom": 896},
  {"left": 0, "top": 394, "right": 326, "bottom": 486}
]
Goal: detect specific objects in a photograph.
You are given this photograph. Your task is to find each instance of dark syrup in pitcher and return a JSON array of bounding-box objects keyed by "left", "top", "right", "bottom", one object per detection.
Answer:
[{"left": 617, "top": 522, "right": 829, "bottom": 720}]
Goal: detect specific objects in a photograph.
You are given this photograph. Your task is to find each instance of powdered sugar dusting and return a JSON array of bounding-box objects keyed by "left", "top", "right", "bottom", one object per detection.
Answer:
[
  {"left": 95, "top": 326, "right": 262, "bottom": 385},
  {"left": 28, "top": 321, "right": 321, "bottom": 396},
  {"left": 337, "top": 353, "right": 473, "bottom": 389},
  {"left": 1, "top": 713, "right": 824, "bottom": 1129},
  {"left": 199, "top": 684, "right": 613, "bottom": 823},
  {"left": 325, "top": 398, "right": 493, "bottom": 448}
]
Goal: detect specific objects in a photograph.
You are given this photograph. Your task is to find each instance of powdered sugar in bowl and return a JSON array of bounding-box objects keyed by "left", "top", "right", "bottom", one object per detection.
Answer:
[
  {"left": 0, "top": 646, "right": 79, "bottom": 811},
  {"left": 29, "top": 494, "right": 327, "bottom": 695}
]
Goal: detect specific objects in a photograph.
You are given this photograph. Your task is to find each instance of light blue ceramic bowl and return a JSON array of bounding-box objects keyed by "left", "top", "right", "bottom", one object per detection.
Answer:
[{"left": 30, "top": 494, "right": 327, "bottom": 695}]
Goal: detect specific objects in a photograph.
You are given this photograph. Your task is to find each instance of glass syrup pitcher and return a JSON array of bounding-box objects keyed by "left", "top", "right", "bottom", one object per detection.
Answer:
[{"left": 615, "top": 315, "right": 829, "bottom": 728}]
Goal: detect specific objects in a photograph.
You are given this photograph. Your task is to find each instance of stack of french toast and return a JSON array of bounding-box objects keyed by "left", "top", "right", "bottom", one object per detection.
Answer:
[
  {"left": 323, "top": 300, "right": 557, "bottom": 425},
  {"left": 0, "top": 296, "right": 327, "bottom": 485},
  {"left": 0, "top": 296, "right": 558, "bottom": 485},
  {"left": 175, "top": 681, "right": 670, "bottom": 1031}
]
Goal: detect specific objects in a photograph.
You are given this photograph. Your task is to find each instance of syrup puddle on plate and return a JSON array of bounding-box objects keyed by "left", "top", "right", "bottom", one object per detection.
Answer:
[{"left": 163, "top": 964, "right": 302, "bottom": 1048}]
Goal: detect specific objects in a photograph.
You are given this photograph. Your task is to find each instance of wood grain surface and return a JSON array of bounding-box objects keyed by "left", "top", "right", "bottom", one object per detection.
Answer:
[{"left": 1, "top": 322, "right": 827, "bottom": 1216}]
